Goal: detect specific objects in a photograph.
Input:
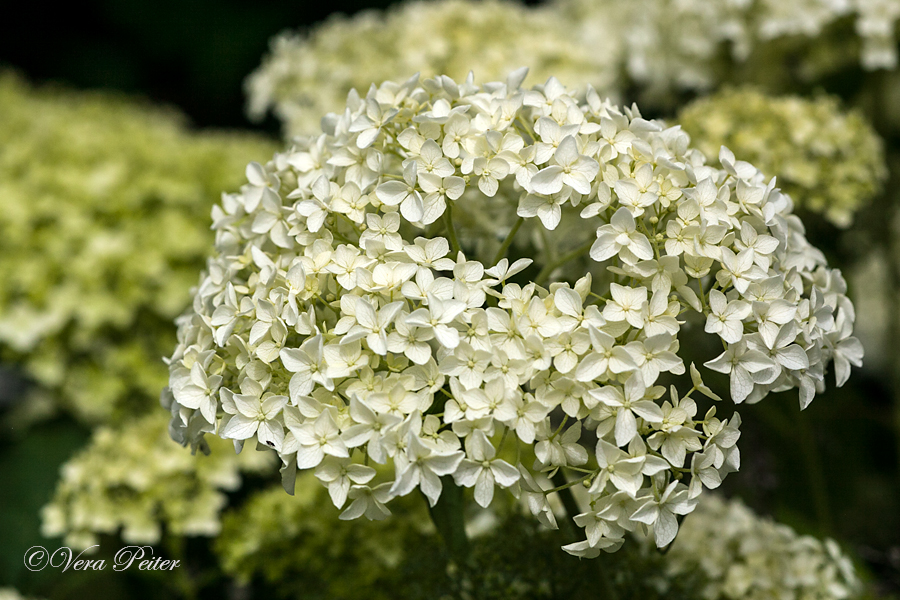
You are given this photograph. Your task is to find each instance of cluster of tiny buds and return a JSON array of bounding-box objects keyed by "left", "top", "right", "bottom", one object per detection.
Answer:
[{"left": 162, "top": 70, "right": 862, "bottom": 556}]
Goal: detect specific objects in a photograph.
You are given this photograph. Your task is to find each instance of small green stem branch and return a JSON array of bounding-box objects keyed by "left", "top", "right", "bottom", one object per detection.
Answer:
[
  {"left": 550, "top": 470, "right": 582, "bottom": 541},
  {"left": 336, "top": 212, "right": 361, "bottom": 237},
  {"left": 544, "top": 472, "right": 591, "bottom": 495},
  {"left": 695, "top": 275, "right": 709, "bottom": 309},
  {"left": 425, "top": 478, "right": 469, "bottom": 565},
  {"left": 535, "top": 239, "right": 594, "bottom": 285},
  {"left": 795, "top": 405, "right": 833, "bottom": 534},
  {"left": 443, "top": 204, "right": 461, "bottom": 255},
  {"left": 492, "top": 216, "right": 525, "bottom": 265},
  {"left": 165, "top": 535, "right": 198, "bottom": 600},
  {"left": 550, "top": 471, "right": 620, "bottom": 600}
]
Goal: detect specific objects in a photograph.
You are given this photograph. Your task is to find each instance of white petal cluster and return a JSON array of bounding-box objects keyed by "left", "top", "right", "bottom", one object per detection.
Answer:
[
  {"left": 164, "top": 72, "right": 860, "bottom": 555},
  {"left": 666, "top": 495, "right": 861, "bottom": 600}
]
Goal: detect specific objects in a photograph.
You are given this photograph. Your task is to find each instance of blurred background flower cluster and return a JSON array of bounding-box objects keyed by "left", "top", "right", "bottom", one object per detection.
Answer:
[{"left": 0, "top": 0, "right": 898, "bottom": 598}]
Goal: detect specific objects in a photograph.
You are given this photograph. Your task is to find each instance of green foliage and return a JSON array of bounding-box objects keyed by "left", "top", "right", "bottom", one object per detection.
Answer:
[
  {"left": 215, "top": 480, "right": 710, "bottom": 600},
  {"left": 215, "top": 480, "right": 433, "bottom": 599}
]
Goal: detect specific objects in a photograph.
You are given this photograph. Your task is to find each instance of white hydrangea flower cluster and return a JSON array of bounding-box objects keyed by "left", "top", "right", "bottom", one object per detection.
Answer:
[
  {"left": 667, "top": 495, "right": 861, "bottom": 600},
  {"left": 163, "top": 71, "right": 861, "bottom": 556},
  {"left": 244, "top": 0, "right": 620, "bottom": 136}
]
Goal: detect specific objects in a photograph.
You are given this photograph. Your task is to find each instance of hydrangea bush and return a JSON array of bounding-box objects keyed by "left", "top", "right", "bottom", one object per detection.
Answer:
[
  {"left": 0, "top": 72, "right": 278, "bottom": 422},
  {"left": 667, "top": 495, "right": 861, "bottom": 600},
  {"left": 215, "top": 478, "right": 434, "bottom": 599},
  {"left": 41, "top": 412, "right": 274, "bottom": 549},
  {"left": 557, "top": 0, "right": 900, "bottom": 103},
  {"left": 214, "top": 486, "right": 860, "bottom": 600},
  {"left": 248, "top": 0, "right": 900, "bottom": 138},
  {"left": 163, "top": 72, "right": 862, "bottom": 556},
  {"left": 0, "top": 590, "right": 43, "bottom": 600},
  {"left": 679, "top": 88, "right": 887, "bottom": 227},
  {"left": 244, "top": 0, "right": 620, "bottom": 136}
]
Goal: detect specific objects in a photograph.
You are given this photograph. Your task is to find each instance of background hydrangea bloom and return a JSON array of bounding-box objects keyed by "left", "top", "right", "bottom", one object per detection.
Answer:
[
  {"left": 244, "top": 0, "right": 621, "bottom": 136},
  {"left": 248, "top": 0, "right": 900, "bottom": 139},
  {"left": 0, "top": 590, "right": 43, "bottom": 600},
  {"left": 40, "top": 412, "right": 274, "bottom": 550},
  {"left": 213, "top": 483, "right": 861, "bottom": 600},
  {"left": 215, "top": 480, "right": 435, "bottom": 598},
  {"left": 0, "top": 72, "right": 278, "bottom": 422},
  {"left": 557, "top": 0, "right": 900, "bottom": 104},
  {"left": 678, "top": 88, "right": 887, "bottom": 227},
  {"left": 666, "top": 494, "right": 861, "bottom": 600}
]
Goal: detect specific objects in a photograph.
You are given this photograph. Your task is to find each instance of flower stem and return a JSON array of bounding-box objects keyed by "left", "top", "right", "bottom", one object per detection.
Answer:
[
  {"left": 550, "top": 470, "right": 581, "bottom": 539},
  {"left": 879, "top": 136, "right": 900, "bottom": 496},
  {"left": 535, "top": 239, "right": 595, "bottom": 285},
  {"left": 165, "top": 534, "right": 198, "bottom": 600},
  {"left": 492, "top": 216, "right": 525, "bottom": 265},
  {"left": 425, "top": 478, "right": 469, "bottom": 564},
  {"left": 550, "top": 471, "right": 620, "bottom": 600},
  {"left": 794, "top": 404, "right": 833, "bottom": 534},
  {"left": 443, "top": 204, "right": 461, "bottom": 255},
  {"left": 543, "top": 472, "right": 592, "bottom": 495}
]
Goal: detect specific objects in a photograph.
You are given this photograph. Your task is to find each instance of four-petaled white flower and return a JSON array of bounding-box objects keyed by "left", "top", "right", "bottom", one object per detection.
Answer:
[
  {"left": 315, "top": 457, "right": 377, "bottom": 508},
  {"left": 390, "top": 434, "right": 464, "bottom": 506},
  {"left": 530, "top": 135, "right": 600, "bottom": 195},
  {"left": 589, "top": 373, "right": 664, "bottom": 447},
  {"left": 174, "top": 363, "right": 222, "bottom": 425},
  {"left": 288, "top": 409, "right": 349, "bottom": 469},
  {"left": 705, "top": 289, "right": 752, "bottom": 344},
  {"left": 631, "top": 481, "right": 696, "bottom": 547},
  {"left": 590, "top": 207, "right": 653, "bottom": 264},
  {"left": 376, "top": 161, "right": 424, "bottom": 221},
  {"left": 705, "top": 341, "right": 776, "bottom": 403},
  {"left": 453, "top": 430, "right": 520, "bottom": 507},
  {"left": 221, "top": 388, "right": 288, "bottom": 451}
]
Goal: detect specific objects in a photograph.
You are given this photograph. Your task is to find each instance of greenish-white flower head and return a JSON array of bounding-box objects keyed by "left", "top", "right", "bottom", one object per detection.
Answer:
[
  {"left": 678, "top": 88, "right": 887, "bottom": 227},
  {"left": 214, "top": 477, "right": 431, "bottom": 590},
  {"left": 556, "top": 0, "right": 900, "bottom": 102},
  {"left": 0, "top": 590, "right": 44, "bottom": 600},
  {"left": 250, "top": 0, "right": 900, "bottom": 139},
  {"left": 164, "top": 71, "right": 861, "bottom": 556},
  {"left": 0, "top": 72, "right": 278, "bottom": 422},
  {"left": 41, "top": 412, "right": 274, "bottom": 549},
  {"left": 245, "top": 0, "right": 621, "bottom": 137},
  {"left": 667, "top": 495, "right": 861, "bottom": 600}
]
